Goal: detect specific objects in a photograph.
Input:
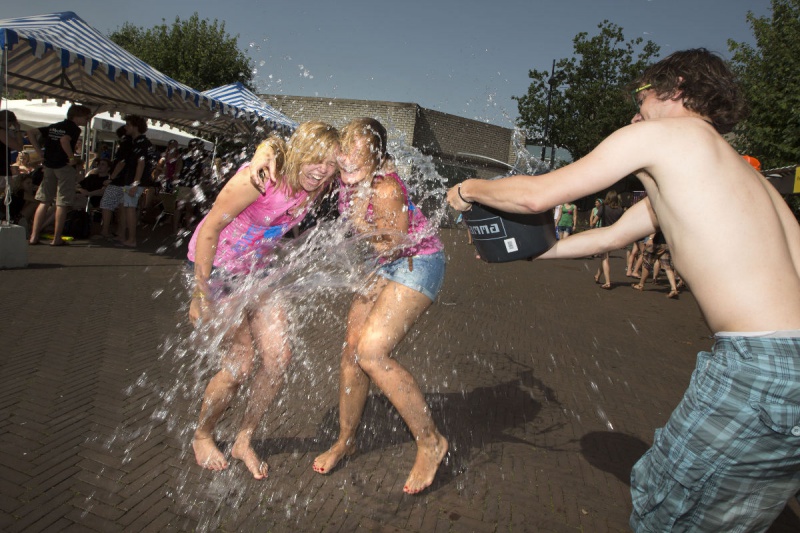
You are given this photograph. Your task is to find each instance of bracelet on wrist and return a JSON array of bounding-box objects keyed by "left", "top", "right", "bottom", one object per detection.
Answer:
[
  {"left": 457, "top": 185, "right": 474, "bottom": 206},
  {"left": 192, "top": 289, "right": 207, "bottom": 300}
]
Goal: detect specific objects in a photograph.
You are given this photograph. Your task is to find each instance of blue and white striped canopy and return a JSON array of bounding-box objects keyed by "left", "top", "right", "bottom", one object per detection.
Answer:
[
  {"left": 0, "top": 11, "right": 250, "bottom": 135},
  {"left": 203, "top": 82, "right": 297, "bottom": 134}
]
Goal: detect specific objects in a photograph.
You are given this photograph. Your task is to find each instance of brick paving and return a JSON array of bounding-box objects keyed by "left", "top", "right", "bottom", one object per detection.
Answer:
[{"left": 1, "top": 227, "right": 798, "bottom": 532}]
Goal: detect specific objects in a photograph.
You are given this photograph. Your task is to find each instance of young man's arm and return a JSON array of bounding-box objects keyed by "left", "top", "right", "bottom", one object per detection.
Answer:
[
  {"left": 448, "top": 121, "right": 659, "bottom": 214},
  {"left": 538, "top": 199, "right": 658, "bottom": 260}
]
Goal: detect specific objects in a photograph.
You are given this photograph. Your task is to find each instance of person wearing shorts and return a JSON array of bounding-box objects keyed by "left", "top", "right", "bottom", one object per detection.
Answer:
[
  {"left": 631, "top": 333, "right": 800, "bottom": 531},
  {"left": 26, "top": 104, "right": 92, "bottom": 245},
  {"left": 448, "top": 49, "right": 800, "bottom": 531},
  {"left": 632, "top": 231, "right": 680, "bottom": 297},
  {"left": 310, "top": 118, "right": 449, "bottom": 495}
]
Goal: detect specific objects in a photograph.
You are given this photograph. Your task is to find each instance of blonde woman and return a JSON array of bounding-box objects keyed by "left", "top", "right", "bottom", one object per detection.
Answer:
[
  {"left": 312, "top": 118, "right": 448, "bottom": 494},
  {"left": 189, "top": 122, "right": 340, "bottom": 479}
]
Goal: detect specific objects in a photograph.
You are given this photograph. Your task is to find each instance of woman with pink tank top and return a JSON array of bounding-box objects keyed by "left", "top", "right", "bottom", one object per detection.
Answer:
[
  {"left": 310, "top": 118, "right": 448, "bottom": 495},
  {"left": 188, "top": 121, "right": 339, "bottom": 480}
]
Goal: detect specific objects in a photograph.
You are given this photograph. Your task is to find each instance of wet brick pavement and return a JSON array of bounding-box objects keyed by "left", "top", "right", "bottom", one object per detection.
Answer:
[{"left": 1, "top": 227, "right": 798, "bottom": 532}]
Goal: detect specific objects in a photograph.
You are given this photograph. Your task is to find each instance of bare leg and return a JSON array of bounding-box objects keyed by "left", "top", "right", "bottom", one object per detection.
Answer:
[
  {"left": 192, "top": 321, "right": 254, "bottom": 471},
  {"left": 633, "top": 264, "right": 651, "bottom": 290},
  {"left": 601, "top": 252, "right": 612, "bottom": 288},
  {"left": 51, "top": 205, "right": 69, "bottom": 244},
  {"left": 632, "top": 252, "right": 644, "bottom": 278},
  {"left": 120, "top": 206, "right": 137, "bottom": 247},
  {"left": 315, "top": 279, "right": 447, "bottom": 494},
  {"left": 101, "top": 208, "right": 114, "bottom": 238},
  {"left": 663, "top": 263, "right": 679, "bottom": 298},
  {"left": 116, "top": 205, "right": 127, "bottom": 242},
  {"left": 626, "top": 243, "right": 639, "bottom": 276},
  {"left": 230, "top": 304, "right": 292, "bottom": 480},
  {"left": 28, "top": 202, "right": 49, "bottom": 243}
]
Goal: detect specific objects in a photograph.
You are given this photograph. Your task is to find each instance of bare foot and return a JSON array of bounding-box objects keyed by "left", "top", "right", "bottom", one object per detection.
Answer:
[
  {"left": 594, "top": 272, "right": 601, "bottom": 284},
  {"left": 631, "top": 283, "right": 644, "bottom": 291},
  {"left": 312, "top": 441, "right": 355, "bottom": 474},
  {"left": 404, "top": 434, "right": 448, "bottom": 495},
  {"left": 231, "top": 437, "right": 268, "bottom": 479},
  {"left": 192, "top": 434, "right": 228, "bottom": 471},
  {"left": 667, "top": 290, "right": 679, "bottom": 299}
]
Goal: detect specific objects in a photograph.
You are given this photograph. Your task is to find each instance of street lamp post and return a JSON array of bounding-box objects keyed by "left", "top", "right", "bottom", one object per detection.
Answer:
[{"left": 540, "top": 59, "right": 557, "bottom": 167}]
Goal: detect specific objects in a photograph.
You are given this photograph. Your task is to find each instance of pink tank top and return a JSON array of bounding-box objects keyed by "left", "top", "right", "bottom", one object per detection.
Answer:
[
  {"left": 338, "top": 172, "right": 443, "bottom": 259},
  {"left": 188, "top": 169, "right": 311, "bottom": 275}
]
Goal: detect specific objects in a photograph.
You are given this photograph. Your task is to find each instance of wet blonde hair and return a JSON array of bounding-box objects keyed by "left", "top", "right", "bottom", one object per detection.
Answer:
[
  {"left": 340, "top": 117, "right": 388, "bottom": 177},
  {"left": 275, "top": 121, "right": 340, "bottom": 194}
]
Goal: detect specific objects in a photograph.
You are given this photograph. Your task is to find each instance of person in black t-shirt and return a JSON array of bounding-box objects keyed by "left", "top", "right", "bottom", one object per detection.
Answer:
[
  {"left": 592, "top": 190, "right": 624, "bottom": 289},
  {"left": 98, "top": 126, "right": 133, "bottom": 240},
  {"left": 115, "top": 115, "right": 153, "bottom": 248},
  {"left": 26, "top": 104, "right": 92, "bottom": 245}
]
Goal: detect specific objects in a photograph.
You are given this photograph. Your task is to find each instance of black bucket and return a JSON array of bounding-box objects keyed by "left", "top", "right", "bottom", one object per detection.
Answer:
[{"left": 461, "top": 182, "right": 556, "bottom": 263}]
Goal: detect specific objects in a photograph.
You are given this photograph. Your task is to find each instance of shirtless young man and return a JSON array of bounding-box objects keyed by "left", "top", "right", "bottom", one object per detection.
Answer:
[{"left": 447, "top": 49, "right": 800, "bottom": 532}]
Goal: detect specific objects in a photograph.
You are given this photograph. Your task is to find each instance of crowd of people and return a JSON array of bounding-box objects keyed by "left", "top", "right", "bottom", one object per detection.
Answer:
[
  {"left": 1, "top": 107, "right": 224, "bottom": 249},
  {"left": 3, "top": 48, "right": 799, "bottom": 531}
]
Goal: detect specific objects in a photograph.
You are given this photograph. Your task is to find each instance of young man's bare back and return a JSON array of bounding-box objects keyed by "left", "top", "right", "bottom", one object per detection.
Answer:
[{"left": 447, "top": 49, "right": 800, "bottom": 531}]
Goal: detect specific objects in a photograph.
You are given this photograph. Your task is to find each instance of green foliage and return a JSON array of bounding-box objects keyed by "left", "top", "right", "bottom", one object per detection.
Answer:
[
  {"left": 728, "top": 0, "right": 800, "bottom": 170},
  {"left": 514, "top": 21, "right": 659, "bottom": 162},
  {"left": 108, "top": 13, "right": 254, "bottom": 92}
]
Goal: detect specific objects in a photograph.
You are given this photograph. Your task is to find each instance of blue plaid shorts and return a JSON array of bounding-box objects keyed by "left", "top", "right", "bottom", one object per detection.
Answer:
[{"left": 630, "top": 334, "right": 800, "bottom": 532}]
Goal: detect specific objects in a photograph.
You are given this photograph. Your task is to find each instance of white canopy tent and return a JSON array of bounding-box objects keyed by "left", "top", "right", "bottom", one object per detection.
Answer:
[{"left": 3, "top": 98, "right": 212, "bottom": 149}]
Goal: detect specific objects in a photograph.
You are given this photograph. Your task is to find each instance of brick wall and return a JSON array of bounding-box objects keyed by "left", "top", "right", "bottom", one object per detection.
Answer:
[{"left": 260, "top": 94, "right": 516, "bottom": 177}]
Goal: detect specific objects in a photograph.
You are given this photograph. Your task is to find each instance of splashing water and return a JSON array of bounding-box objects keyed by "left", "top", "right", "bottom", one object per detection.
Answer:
[{"left": 113, "top": 138, "right": 451, "bottom": 528}]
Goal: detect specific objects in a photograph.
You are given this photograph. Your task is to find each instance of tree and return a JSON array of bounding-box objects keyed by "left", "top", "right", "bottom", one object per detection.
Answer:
[
  {"left": 514, "top": 21, "right": 659, "bottom": 164},
  {"left": 109, "top": 13, "right": 254, "bottom": 92},
  {"left": 728, "top": 0, "right": 800, "bottom": 170}
]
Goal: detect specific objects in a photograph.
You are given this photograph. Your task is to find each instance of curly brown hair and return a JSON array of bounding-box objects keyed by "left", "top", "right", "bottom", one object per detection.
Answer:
[
  {"left": 124, "top": 114, "right": 148, "bottom": 134},
  {"left": 631, "top": 48, "right": 749, "bottom": 134}
]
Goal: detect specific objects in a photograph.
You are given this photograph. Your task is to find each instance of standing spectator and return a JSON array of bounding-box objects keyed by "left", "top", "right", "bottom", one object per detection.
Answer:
[
  {"left": 592, "top": 190, "right": 624, "bottom": 289},
  {"left": 632, "top": 230, "right": 680, "bottom": 298},
  {"left": 26, "top": 104, "right": 92, "bottom": 245},
  {"left": 153, "top": 139, "right": 183, "bottom": 192},
  {"left": 556, "top": 201, "right": 577, "bottom": 239},
  {"left": 116, "top": 115, "right": 154, "bottom": 248},
  {"left": 589, "top": 198, "right": 603, "bottom": 228},
  {"left": 99, "top": 126, "right": 133, "bottom": 240}
]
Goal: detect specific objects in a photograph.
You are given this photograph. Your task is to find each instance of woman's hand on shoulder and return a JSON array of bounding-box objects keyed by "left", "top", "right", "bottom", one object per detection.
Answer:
[{"left": 249, "top": 138, "right": 284, "bottom": 194}]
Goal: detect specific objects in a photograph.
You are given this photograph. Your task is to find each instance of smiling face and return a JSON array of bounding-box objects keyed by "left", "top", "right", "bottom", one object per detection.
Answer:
[
  {"left": 298, "top": 155, "right": 338, "bottom": 192},
  {"left": 337, "top": 139, "right": 374, "bottom": 186}
]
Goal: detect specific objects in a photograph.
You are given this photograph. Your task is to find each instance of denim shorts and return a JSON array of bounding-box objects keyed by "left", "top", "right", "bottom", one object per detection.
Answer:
[
  {"left": 121, "top": 186, "right": 142, "bottom": 208},
  {"left": 630, "top": 335, "right": 800, "bottom": 532},
  {"left": 377, "top": 251, "right": 445, "bottom": 302}
]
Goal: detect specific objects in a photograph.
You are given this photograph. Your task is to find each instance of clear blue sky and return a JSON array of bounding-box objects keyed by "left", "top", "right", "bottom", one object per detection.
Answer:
[{"left": 3, "top": 0, "right": 771, "bottom": 128}]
